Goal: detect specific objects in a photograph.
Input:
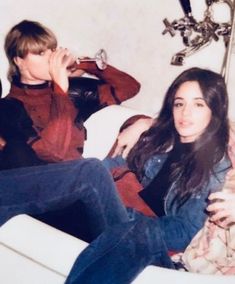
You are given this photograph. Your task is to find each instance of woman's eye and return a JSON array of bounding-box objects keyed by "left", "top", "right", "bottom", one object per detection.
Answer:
[
  {"left": 174, "top": 102, "right": 183, "bottom": 107},
  {"left": 39, "top": 51, "right": 45, "bottom": 56},
  {"left": 195, "top": 103, "right": 204, "bottom": 107}
]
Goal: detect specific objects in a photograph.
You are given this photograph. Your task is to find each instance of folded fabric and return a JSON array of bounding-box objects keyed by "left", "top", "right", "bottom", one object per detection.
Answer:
[{"left": 182, "top": 219, "right": 235, "bottom": 275}]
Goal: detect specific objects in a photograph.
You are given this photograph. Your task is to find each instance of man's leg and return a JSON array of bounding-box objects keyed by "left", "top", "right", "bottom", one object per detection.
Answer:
[
  {"left": 0, "top": 158, "right": 129, "bottom": 238},
  {"left": 66, "top": 215, "right": 174, "bottom": 284},
  {"left": 32, "top": 199, "right": 92, "bottom": 242}
]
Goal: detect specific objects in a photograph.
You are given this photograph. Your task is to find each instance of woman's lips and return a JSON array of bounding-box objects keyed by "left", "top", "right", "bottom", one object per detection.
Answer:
[{"left": 178, "top": 121, "right": 193, "bottom": 127}]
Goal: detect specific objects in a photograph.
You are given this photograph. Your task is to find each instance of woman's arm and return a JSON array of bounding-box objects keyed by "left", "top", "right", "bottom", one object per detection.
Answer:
[
  {"left": 112, "top": 117, "right": 154, "bottom": 158},
  {"left": 157, "top": 158, "right": 231, "bottom": 251}
]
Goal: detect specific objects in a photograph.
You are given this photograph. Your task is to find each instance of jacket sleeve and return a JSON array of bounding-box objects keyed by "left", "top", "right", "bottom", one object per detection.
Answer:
[
  {"left": 156, "top": 157, "right": 231, "bottom": 252},
  {"left": 76, "top": 62, "right": 141, "bottom": 106},
  {"left": 32, "top": 84, "right": 84, "bottom": 162}
]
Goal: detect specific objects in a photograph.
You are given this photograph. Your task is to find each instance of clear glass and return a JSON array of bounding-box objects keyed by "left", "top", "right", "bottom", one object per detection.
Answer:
[
  {"left": 225, "top": 226, "right": 232, "bottom": 258},
  {"left": 208, "top": 189, "right": 232, "bottom": 259},
  {"left": 68, "top": 49, "right": 107, "bottom": 71}
]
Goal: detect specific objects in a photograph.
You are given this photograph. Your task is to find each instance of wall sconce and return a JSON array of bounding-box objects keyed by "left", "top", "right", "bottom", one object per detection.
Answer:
[{"left": 162, "top": 0, "right": 233, "bottom": 67}]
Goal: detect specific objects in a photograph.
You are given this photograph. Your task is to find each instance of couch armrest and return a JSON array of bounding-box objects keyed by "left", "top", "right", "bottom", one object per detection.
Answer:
[{"left": 0, "top": 214, "right": 88, "bottom": 282}]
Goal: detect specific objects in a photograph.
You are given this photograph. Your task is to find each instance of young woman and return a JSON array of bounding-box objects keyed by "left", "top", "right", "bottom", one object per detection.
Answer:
[
  {"left": 3, "top": 19, "right": 140, "bottom": 162},
  {"left": 65, "top": 67, "right": 232, "bottom": 283}
]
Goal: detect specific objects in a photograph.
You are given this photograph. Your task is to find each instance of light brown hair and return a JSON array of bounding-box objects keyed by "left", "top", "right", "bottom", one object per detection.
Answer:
[{"left": 4, "top": 20, "right": 57, "bottom": 81}]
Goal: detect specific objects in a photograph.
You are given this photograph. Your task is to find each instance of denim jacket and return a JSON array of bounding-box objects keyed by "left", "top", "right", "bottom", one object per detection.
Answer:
[
  {"left": 103, "top": 154, "right": 231, "bottom": 250},
  {"left": 141, "top": 153, "right": 231, "bottom": 250}
]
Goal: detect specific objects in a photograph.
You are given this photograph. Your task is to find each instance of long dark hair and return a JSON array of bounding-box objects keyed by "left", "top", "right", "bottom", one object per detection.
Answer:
[{"left": 127, "top": 68, "right": 229, "bottom": 204}]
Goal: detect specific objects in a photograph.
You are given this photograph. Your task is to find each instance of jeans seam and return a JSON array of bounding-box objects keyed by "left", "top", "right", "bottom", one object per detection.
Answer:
[{"left": 72, "top": 220, "right": 138, "bottom": 276}]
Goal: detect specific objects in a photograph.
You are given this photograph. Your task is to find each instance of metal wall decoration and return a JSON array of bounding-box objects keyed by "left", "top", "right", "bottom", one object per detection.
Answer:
[{"left": 162, "top": 0, "right": 234, "bottom": 73}]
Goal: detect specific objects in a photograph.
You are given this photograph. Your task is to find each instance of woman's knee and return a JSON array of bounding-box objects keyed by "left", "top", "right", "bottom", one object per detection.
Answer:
[{"left": 75, "top": 158, "right": 107, "bottom": 175}]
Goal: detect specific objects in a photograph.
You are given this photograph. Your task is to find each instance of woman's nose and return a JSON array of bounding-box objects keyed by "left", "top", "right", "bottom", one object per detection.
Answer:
[{"left": 182, "top": 105, "right": 190, "bottom": 116}]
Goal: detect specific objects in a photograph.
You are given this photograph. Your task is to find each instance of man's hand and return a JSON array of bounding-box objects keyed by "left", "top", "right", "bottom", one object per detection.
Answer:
[{"left": 49, "top": 48, "right": 76, "bottom": 93}]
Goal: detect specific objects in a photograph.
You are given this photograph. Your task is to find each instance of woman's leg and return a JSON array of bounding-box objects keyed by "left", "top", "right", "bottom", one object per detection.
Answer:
[
  {"left": 102, "top": 156, "right": 126, "bottom": 170},
  {"left": 0, "top": 158, "right": 129, "bottom": 238},
  {"left": 66, "top": 215, "right": 175, "bottom": 284}
]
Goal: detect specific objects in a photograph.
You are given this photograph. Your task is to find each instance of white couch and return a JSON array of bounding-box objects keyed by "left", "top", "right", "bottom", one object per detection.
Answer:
[
  {"left": 0, "top": 214, "right": 88, "bottom": 284},
  {"left": 0, "top": 105, "right": 234, "bottom": 283},
  {"left": 1, "top": 214, "right": 234, "bottom": 284}
]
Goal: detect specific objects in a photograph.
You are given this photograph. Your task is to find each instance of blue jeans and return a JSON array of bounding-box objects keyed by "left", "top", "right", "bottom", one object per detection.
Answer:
[
  {"left": 66, "top": 214, "right": 175, "bottom": 284},
  {"left": 0, "top": 158, "right": 129, "bottom": 239}
]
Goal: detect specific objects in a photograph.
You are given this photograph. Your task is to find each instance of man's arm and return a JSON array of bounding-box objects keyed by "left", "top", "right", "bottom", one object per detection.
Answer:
[{"left": 72, "top": 61, "right": 141, "bottom": 106}]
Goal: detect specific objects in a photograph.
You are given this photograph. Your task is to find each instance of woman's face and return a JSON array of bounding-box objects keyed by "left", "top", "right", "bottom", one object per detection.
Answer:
[
  {"left": 14, "top": 49, "right": 53, "bottom": 84},
  {"left": 173, "top": 81, "right": 212, "bottom": 143}
]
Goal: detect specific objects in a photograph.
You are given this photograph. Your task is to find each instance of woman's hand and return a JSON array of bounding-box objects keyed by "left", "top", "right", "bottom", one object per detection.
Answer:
[
  {"left": 112, "top": 117, "right": 154, "bottom": 158},
  {"left": 207, "top": 169, "right": 235, "bottom": 228},
  {"left": 49, "top": 48, "right": 76, "bottom": 93}
]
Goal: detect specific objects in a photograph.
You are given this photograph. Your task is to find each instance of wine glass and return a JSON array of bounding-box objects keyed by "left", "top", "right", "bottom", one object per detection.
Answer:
[{"left": 68, "top": 49, "right": 108, "bottom": 71}]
